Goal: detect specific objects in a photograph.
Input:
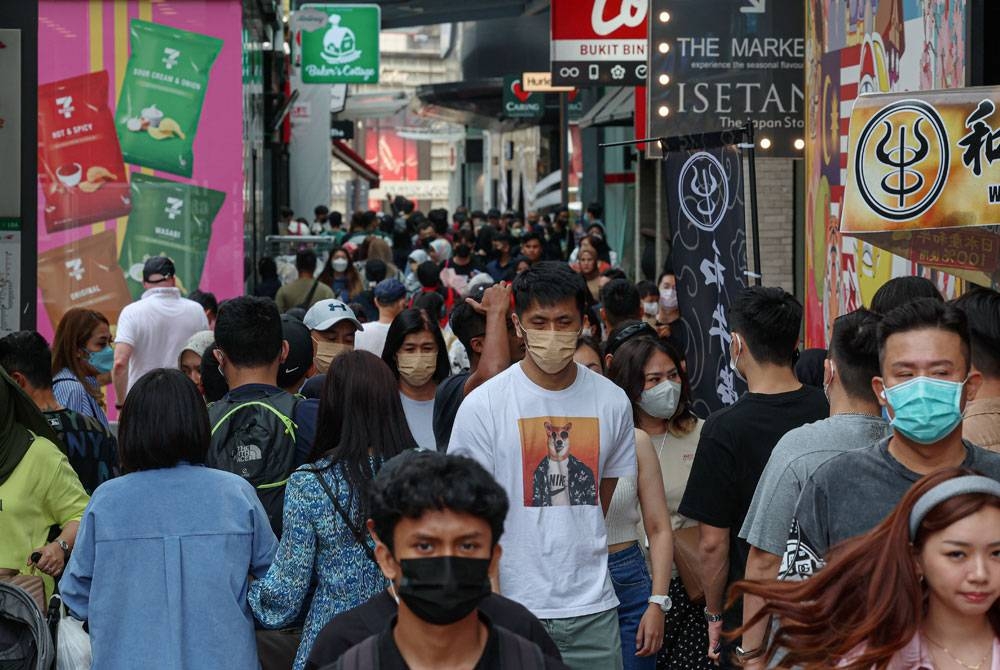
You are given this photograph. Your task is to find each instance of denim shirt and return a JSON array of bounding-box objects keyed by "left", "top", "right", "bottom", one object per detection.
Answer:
[{"left": 60, "top": 464, "right": 277, "bottom": 669}]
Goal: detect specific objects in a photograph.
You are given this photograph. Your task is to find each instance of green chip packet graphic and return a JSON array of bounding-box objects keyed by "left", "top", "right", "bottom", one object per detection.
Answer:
[
  {"left": 119, "top": 173, "right": 226, "bottom": 299},
  {"left": 115, "top": 20, "right": 223, "bottom": 177}
]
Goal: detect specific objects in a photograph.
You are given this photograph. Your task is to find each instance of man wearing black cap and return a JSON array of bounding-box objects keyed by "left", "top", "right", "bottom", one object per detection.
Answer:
[
  {"left": 355, "top": 279, "right": 407, "bottom": 357},
  {"left": 112, "top": 256, "right": 208, "bottom": 403}
]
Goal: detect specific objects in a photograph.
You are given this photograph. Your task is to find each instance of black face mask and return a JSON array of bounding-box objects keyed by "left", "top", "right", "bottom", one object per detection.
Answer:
[
  {"left": 397, "top": 556, "right": 491, "bottom": 625},
  {"left": 454, "top": 244, "right": 471, "bottom": 259}
]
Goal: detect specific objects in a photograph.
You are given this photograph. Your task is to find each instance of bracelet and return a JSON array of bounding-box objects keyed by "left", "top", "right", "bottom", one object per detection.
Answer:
[
  {"left": 704, "top": 607, "right": 724, "bottom": 623},
  {"left": 115, "top": 403, "right": 124, "bottom": 410},
  {"left": 735, "top": 645, "right": 765, "bottom": 661}
]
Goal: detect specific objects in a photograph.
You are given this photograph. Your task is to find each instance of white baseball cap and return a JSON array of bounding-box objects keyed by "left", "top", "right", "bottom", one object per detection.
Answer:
[{"left": 303, "top": 299, "right": 364, "bottom": 332}]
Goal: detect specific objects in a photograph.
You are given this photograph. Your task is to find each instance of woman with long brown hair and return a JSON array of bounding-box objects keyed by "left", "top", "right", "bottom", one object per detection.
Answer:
[
  {"left": 52, "top": 308, "right": 113, "bottom": 428},
  {"left": 732, "top": 467, "right": 1000, "bottom": 669},
  {"left": 318, "top": 246, "right": 364, "bottom": 303}
]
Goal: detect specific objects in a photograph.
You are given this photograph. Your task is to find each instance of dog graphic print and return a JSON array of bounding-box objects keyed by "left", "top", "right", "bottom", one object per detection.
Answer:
[{"left": 519, "top": 417, "right": 599, "bottom": 507}]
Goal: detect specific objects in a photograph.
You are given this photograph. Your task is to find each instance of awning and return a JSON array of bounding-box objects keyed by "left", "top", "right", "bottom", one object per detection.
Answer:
[
  {"left": 332, "top": 140, "right": 380, "bottom": 188},
  {"left": 577, "top": 87, "right": 634, "bottom": 129}
]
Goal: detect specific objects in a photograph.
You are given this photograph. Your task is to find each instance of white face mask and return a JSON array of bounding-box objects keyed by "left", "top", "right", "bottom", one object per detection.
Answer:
[
  {"left": 332, "top": 258, "right": 349, "bottom": 273},
  {"left": 659, "top": 287, "right": 678, "bottom": 310},
  {"left": 642, "top": 301, "right": 659, "bottom": 317},
  {"left": 729, "top": 333, "right": 745, "bottom": 381},
  {"left": 639, "top": 379, "right": 682, "bottom": 419}
]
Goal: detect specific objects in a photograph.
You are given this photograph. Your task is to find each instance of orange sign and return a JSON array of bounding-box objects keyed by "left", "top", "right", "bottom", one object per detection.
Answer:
[{"left": 842, "top": 87, "right": 1000, "bottom": 234}]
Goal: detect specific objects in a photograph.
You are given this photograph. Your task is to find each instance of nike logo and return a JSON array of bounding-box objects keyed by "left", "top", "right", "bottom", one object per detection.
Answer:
[{"left": 284, "top": 366, "right": 299, "bottom": 373}]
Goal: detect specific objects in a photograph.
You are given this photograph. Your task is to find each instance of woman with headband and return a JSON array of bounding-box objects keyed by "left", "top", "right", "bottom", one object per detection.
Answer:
[{"left": 731, "top": 467, "right": 1000, "bottom": 669}]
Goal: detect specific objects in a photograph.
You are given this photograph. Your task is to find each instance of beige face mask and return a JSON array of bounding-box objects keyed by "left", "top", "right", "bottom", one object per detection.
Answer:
[
  {"left": 520, "top": 326, "right": 580, "bottom": 375},
  {"left": 397, "top": 352, "right": 437, "bottom": 387},
  {"left": 313, "top": 338, "right": 352, "bottom": 374}
]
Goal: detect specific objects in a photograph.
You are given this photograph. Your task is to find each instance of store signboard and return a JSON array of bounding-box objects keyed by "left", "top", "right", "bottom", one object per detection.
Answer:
[
  {"left": 647, "top": 0, "right": 804, "bottom": 157},
  {"left": 503, "top": 75, "right": 544, "bottom": 120},
  {"left": 550, "top": 0, "right": 648, "bottom": 86},
  {"left": 839, "top": 87, "right": 1000, "bottom": 288},
  {"left": 299, "top": 4, "right": 380, "bottom": 85}
]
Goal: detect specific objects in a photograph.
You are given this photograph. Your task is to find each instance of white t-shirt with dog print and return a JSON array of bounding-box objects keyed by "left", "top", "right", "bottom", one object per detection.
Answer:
[{"left": 448, "top": 362, "right": 637, "bottom": 620}]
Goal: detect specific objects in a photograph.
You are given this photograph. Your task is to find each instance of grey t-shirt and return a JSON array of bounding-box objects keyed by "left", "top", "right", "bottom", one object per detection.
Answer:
[
  {"left": 399, "top": 392, "right": 436, "bottom": 451},
  {"left": 739, "top": 414, "right": 890, "bottom": 555},
  {"left": 780, "top": 437, "right": 1000, "bottom": 579}
]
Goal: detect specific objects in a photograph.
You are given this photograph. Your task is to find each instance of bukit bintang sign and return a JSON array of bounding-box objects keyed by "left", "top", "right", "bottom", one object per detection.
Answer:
[
  {"left": 299, "top": 4, "right": 380, "bottom": 85},
  {"left": 550, "top": 0, "right": 648, "bottom": 87}
]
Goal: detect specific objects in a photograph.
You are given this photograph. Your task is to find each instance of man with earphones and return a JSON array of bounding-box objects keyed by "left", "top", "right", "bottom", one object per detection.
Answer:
[
  {"left": 782, "top": 298, "right": 1000, "bottom": 582},
  {"left": 677, "top": 286, "right": 828, "bottom": 667}
]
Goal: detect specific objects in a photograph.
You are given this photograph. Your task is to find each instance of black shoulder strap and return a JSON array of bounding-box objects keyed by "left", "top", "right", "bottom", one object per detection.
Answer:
[
  {"left": 335, "top": 634, "right": 379, "bottom": 670},
  {"left": 313, "top": 470, "right": 378, "bottom": 564},
  {"left": 298, "top": 278, "right": 321, "bottom": 309},
  {"left": 495, "top": 626, "right": 546, "bottom": 669}
]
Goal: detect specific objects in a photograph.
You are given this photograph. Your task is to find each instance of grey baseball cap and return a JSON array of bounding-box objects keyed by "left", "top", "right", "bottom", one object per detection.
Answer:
[{"left": 303, "top": 299, "right": 363, "bottom": 332}]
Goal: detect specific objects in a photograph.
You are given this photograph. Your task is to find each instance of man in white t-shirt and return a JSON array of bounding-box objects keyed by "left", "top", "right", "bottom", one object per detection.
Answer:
[
  {"left": 354, "top": 278, "right": 407, "bottom": 357},
  {"left": 112, "top": 257, "right": 209, "bottom": 404},
  {"left": 448, "top": 261, "right": 636, "bottom": 670}
]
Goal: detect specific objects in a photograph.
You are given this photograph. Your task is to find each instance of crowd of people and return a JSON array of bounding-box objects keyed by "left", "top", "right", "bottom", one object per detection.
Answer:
[{"left": 1, "top": 201, "right": 999, "bottom": 670}]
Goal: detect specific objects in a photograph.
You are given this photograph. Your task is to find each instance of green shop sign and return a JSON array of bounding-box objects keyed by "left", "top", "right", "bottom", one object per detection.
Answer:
[
  {"left": 502, "top": 76, "right": 543, "bottom": 120},
  {"left": 299, "top": 4, "right": 380, "bottom": 84}
]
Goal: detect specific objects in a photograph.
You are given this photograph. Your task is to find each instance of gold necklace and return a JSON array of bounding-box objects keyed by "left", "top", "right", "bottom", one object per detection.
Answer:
[{"left": 924, "top": 633, "right": 991, "bottom": 670}]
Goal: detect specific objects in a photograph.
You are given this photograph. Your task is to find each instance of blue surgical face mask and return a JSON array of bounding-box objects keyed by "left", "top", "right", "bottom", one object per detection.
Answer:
[
  {"left": 87, "top": 345, "right": 114, "bottom": 374},
  {"left": 882, "top": 376, "right": 966, "bottom": 445}
]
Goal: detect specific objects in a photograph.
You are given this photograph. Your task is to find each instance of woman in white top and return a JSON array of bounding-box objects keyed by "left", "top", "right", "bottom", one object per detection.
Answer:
[
  {"left": 608, "top": 336, "right": 713, "bottom": 670},
  {"left": 381, "top": 307, "right": 449, "bottom": 451},
  {"left": 576, "top": 340, "right": 673, "bottom": 670}
]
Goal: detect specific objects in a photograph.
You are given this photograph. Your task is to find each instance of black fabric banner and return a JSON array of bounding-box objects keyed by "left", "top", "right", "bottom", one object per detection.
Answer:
[{"left": 666, "top": 143, "right": 749, "bottom": 418}]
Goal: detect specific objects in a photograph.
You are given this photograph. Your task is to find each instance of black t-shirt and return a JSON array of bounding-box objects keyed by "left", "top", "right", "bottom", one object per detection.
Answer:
[
  {"left": 306, "top": 591, "right": 562, "bottom": 670},
  {"left": 433, "top": 372, "right": 470, "bottom": 452},
  {"left": 443, "top": 258, "right": 482, "bottom": 278},
  {"left": 44, "top": 409, "right": 119, "bottom": 494},
  {"left": 678, "top": 385, "right": 829, "bottom": 587}
]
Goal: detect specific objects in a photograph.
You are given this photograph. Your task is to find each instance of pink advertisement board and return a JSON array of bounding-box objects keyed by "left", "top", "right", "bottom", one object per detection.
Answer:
[{"left": 36, "top": 0, "right": 244, "bottom": 339}]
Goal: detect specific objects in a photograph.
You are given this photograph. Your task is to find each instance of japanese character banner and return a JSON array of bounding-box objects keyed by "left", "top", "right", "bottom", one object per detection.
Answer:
[
  {"left": 666, "top": 143, "right": 749, "bottom": 417},
  {"left": 841, "top": 87, "right": 1000, "bottom": 288}
]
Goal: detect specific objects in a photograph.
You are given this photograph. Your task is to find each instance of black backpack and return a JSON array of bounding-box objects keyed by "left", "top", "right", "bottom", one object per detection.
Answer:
[
  {"left": 206, "top": 390, "right": 300, "bottom": 537},
  {"left": 330, "top": 625, "right": 546, "bottom": 669}
]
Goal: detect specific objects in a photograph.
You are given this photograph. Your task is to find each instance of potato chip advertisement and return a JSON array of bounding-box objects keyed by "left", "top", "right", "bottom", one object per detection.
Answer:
[{"left": 36, "top": 1, "right": 243, "bottom": 340}]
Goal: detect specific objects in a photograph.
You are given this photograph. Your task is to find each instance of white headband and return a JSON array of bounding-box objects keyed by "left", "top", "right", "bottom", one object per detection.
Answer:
[{"left": 909, "top": 475, "right": 1000, "bottom": 540}]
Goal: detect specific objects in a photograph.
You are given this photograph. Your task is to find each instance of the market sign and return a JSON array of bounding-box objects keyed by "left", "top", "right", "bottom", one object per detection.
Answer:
[
  {"left": 503, "top": 75, "right": 544, "bottom": 120},
  {"left": 647, "top": 0, "right": 804, "bottom": 157},
  {"left": 299, "top": 4, "right": 380, "bottom": 85},
  {"left": 841, "top": 87, "right": 1000, "bottom": 287},
  {"left": 550, "top": 0, "right": 648, "bottom": 87}
]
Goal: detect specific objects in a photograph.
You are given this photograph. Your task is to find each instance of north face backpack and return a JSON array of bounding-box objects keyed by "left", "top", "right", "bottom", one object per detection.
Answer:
[{"left": 206, "top": 390, "right": 300, "bottom": 538}]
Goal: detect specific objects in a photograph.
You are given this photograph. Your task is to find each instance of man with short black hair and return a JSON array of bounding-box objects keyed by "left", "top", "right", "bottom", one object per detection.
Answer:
[
  {"left": 433, "top": 283, "right": 524, "bottom": 451},
  {"left": 276, "top": 249, "right": 335, "bottom": 313},
  {"left": 736, "top": 309, "right": 889, "bottom": 664},
  {"left": 953, "top": 287, "right": 1000, "bottom": 451},
  {"left": 678, "top": 286, "right": 828, "bottom": 665},
  {"left": 599, "top": 279, "right": 641, "bottom": 333},
  {"left": 486, "top": 233, "right": 516, "bottom": 282},
  {"left": 449, "top": 261, "right": 636, "bottom": 669},
  {"left": 311, "top": 205, "right": 329, "bottom": 235},
  {"left": 783, "top": 298, "right": 1000, "bottom": 580},
  {"left": 520, "top": 232, "right": 544, "bottom": 265},
  {"left": 355, "top": 279, "right": 407, "bottom": 357},
  {"left": 206, "top": 297, "right": 317, "bottom": 537},
  {"left": 869, "top": 275, "right": 942, "bottom": 314},
  {"left": 0, "top": 330, "right": 118, "bottom": 494},
  {"left": 320, "top": 451, "right": 566, "bottom": 669},
  {"left": 113, "top": 256, "right": 209, "bottom": 401}
]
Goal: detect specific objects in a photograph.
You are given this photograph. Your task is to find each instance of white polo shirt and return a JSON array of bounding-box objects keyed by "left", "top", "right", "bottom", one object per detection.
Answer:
[{"left": 116, "top": 288, "right": 209, "bottom": 393}]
